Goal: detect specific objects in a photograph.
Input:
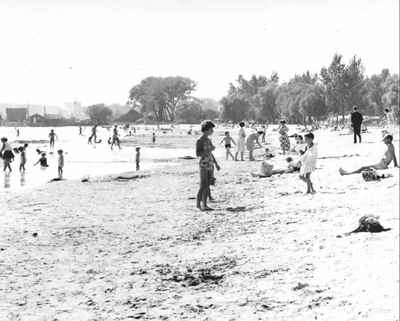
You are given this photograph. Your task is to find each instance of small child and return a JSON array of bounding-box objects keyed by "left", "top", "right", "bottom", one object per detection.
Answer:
[
  {"left": 220, "top": 131, "right": 236, "bottom": 160},
  {"left": 299, "top": 132, "right": 317, "bottom": 194},
  {"left": 35, "top": 153, "right": 49, "bottom": 168},
  {"left": 285, "top": 156, "right": 301, "bottom": 172},
  {"left": 196, "top": 120, "right": 217, "bottom": 211},
  {"left": 152, "top": 132, "right": 156, "bottom": 144},
  {"left": 135, "top": 147, "right": 140, "bottom": 171},
  {"left": 0, "top": 137, "right": 14, "bottom": 172},
  {"left": 57, "top": 149, "right": 64, "bottom": 179},
  {"left": 18, "top": 146, "right": 26, "bottom": 172}
]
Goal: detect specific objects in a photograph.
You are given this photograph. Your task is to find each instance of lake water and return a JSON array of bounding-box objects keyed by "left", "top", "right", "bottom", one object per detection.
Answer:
[{"left": 0, "top": 125, "right": 203, "bottom": 191}]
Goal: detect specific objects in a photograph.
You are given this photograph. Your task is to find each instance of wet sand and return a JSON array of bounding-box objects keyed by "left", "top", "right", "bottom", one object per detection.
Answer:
[{"left": 0, "top": 127, "right": 398, "bottom": 321}]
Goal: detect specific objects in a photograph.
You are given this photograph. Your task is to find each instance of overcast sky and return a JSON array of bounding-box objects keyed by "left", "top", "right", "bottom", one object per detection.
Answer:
[{"left": 0, "top": 0, "right": 398, "bottom": 106}]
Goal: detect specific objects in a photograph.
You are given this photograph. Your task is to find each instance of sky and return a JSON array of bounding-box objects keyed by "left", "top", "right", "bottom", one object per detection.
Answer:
[{"left": 0, "top": 0, "right": 398, "bottom": 107}]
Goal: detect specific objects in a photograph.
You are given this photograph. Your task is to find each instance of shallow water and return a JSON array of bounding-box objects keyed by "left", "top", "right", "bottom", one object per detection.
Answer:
[{"left": 0, "top": 125, "right": 199, "bottom": 191}]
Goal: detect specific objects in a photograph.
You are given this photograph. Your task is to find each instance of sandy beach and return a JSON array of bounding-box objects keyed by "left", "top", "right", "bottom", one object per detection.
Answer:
[{"left": 0, "top": 127, "right": 398, "bottom": 321}]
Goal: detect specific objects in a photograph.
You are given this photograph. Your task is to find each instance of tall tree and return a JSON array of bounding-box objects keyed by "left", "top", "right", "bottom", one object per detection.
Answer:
[
  {"left": 86, "top": 104, "right": 113, "bottom": 124},
  {"left": 128, "top": 76, "right": 196, "bottom": 123}
]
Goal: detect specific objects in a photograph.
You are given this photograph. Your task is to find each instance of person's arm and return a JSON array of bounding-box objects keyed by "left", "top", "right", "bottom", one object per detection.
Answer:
[
  {"left": 231, "top": 138, "right": 236, "bottom": 145},
  {"left": 256, "top": 137, "right": 262, "bottom": 148},
  {"left": 391, "top": 146, "right": 398, "bottom": 167},
  {"left": 212, "top": 154, "right": 220, "bottom": 171},
  {"left": 196, "top": 139, "right": 203, "bottom": 157}
]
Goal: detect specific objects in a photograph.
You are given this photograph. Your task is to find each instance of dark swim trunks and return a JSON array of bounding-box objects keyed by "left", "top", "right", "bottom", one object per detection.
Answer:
[{"left": 225, "top": 144, "right": 232, "bottom": 149}]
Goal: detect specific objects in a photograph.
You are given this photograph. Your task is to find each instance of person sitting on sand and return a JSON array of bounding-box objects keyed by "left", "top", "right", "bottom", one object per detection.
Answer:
[
  {"left": 299, "top": 132, "right": 317, "bottom": 194},
  {"left": 220, "top": 131, "right": 236, "bottom": 160},
  {"left": 35, "top": 153, "right": 49, "bottom": 168},
  {"left": 246, "top": 131, "right": 263, "bottom": 161},
  {"left": 196, "top": 120, "right": 217, "bottom": 211},
  {"left": 339, "top": 134, "right": 398, "bottom": 175},
  {"left": 290, "top": 134, "right": 306, "bottom": 155},
  {"left": 286, "top": 156, "right": 301, "bottom": 172},
  {"left": 264, "top": 148, "right": 274, "bottom": 159}
]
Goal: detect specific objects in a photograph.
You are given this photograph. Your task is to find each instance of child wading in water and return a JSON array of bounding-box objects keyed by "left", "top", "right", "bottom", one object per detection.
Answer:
[
  {"left": 18, "top": 146, "right": 26, "bottom": 172},
  {"left": 57, "top": 149, "right": 64, "bottom": 179},
  {"left": 196, "top": 120, "right": 218, "bottom": 211},
  {"left": 135, "top": 147, "right": 140, "bottom": 171},
  {"left": 35, "top": 153, "right": 49, "bottom": 168},
  {"left": 220, "top": 131, "right": 236, "bottom": 160},
  {"left": 299, "top": 132, "right": 317, "bottom": 194}
]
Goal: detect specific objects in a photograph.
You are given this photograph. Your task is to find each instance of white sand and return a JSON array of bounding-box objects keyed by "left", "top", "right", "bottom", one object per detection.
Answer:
[{"left": 0, "top": 127, "right": 398, "bottom": 321}]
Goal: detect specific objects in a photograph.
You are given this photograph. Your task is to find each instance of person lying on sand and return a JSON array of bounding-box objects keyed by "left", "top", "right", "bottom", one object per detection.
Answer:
[
  {"left": 251, "top": 156, "right": 300, "bottom": 178},
  {"left": 339, "top": 135, "right": 398, "bottom": 176}
]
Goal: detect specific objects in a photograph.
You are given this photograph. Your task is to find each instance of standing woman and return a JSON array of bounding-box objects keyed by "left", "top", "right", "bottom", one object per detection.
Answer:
[
  {"left": 278, "top": 120, "right": 290, "bottom": 154},
  {"left": 235, "top": 122, "right": 246, "bottom": 161}
]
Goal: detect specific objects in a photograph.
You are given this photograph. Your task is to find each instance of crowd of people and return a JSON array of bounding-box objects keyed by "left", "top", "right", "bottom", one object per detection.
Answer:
[
  {"left": 0, "top": 106, "right": 398, "bottom": 197},
  {"left": 195, "top": 105, "right": 398, "bottom": 211}
]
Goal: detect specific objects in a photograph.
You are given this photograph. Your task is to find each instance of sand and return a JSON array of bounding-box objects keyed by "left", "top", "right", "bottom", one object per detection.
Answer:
[{"left": 0, "top": 127, "right": 398, "bottom": 321}]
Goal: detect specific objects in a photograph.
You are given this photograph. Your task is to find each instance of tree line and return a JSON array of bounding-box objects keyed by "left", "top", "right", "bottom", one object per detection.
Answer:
[
  {"left": 221, "top": 54, "right": 399, "bottom": 125},
  {"left": 85, "top": 54, "right": 398, "bottom": 125}
]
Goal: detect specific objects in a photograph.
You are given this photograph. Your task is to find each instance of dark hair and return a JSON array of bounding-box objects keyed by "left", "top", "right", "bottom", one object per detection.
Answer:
[
  {"left": 384, "top": 134, "right": 393, "bottom": 141},
  {"left": 239, "top": 122, "right": 245, "bottom": 127},
  {"left": 297, "top": 135, "right": 303, "bottom": 140},
  {"left": 18, "top": 146, "right": 24, "bottom": 152},
  {"left": 57, "top": 149, "right": 63, "bottom": 153},
  {"left": 257, "top": 130, "right": 264, "bottom": 135},
  {"left": 41, "top": 153, "right": 46, "bottom": 156},
  {"left": 286, "top": 157, "right": 293, "bottom": 162},
  {"left": 136, "top": 147, "right": 140, "bottom": 150},
  {"left": 304, "top": 132, "right": 314, "bottom": 140},
  {"left": 24, "top": 143, "right": 28, "bottom": 147},
  {"left": 353, "top": 106, "right": 358, "bottom": 111},
  {"left": 201, "top": 120, "right": 215, "bottom": 132},
  {"left": 280, "top": 120, "right": 286, "bottom": 124},
  {"left": 1, "top": 137, "right": 7, "bottom": 142},
  {"left": 225, "top": 131, "right": 229, "bottom": 135},
  {"left": 384, "top": 108, "right": 390, "bottom": 113}
]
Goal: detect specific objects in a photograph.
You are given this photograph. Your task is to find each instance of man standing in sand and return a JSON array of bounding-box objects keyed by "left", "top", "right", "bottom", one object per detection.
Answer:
[{"left": 351, "top": 106, "right": 363, "bottom": 144}]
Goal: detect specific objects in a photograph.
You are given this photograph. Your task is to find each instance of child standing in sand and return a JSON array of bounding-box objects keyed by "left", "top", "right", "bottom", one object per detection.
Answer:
[
  {"left": 299, "top": 132, "right": 317, "bottom": 194},
  {"left": 220, "top": 131, "right": 236, "bottom": 160},
  {"left": 196, "top": 120, "right": 217, "bottom": 211},
  {"left": 135, "top": 147, "right": 141, "bottom": 171},
  {"left": 57, "top": 149, "right": 64, "bottom": 179}
]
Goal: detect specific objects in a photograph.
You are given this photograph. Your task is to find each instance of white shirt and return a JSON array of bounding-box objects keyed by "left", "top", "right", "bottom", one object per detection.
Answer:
[{"left": 300, "top": 144, "right": 318, "bottom": 175}]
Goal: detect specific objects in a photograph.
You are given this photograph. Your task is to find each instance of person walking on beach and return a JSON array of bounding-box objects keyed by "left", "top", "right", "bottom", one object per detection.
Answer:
[
  {"left": 220, "top": 131, "right": 236, "bottom": 160},
  {"left": 235, "top": 122, "right": 246, "bottom": 161},
  {"left": 57, "top": 149, "right": 64, "bottom": 179},
  {"left": 351, "top": 106, "right": 363, "bottom": 144},
  {"left": 88, "top": 125, "right": 98, "bottom": 144},
  {"left": 246, "top": 131, "right": 263, "bottom": 161},
  {"left": 152, "top": 132, "right": 156, "bottom": 144},
  {"left": 196, "top": 120, "right": 217, "bottom": 211},
  {"left": 49, "top": 129, "right": 57, "bottom": 149},
  {"left": 135, "top": 147, "right": 141, "bottom": 171},
  {"left": 299, "top": 132, "right": 317, "bottom": 194},
  {"left": 111, "top": 125, "right": 121, "bottom": 150},
  {"left": 0, "top": 137, "right": 14, "bottom": 172},
  {"left": 279, "top": 120, "right": 290, "bottom": 154},
  {"left": 261, "top": 124, "right": 267, "bottom": 143},
  {"left": 339, "top": 134, "right": 398, "bottom": 175},
  {"left": 79, "top": 126, "right": 83, "bottom": 136}
]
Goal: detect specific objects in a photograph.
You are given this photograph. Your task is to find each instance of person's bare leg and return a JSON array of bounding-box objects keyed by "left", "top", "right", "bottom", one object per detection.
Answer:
[
  {"left": 339, "top": 166, "right": 373, "bottom": 176},
  {"left": 240, "top": 152, "right": 244, "bottom": 161},
  {"left": 234, "top": 152, "right": 239, "bottom": 161}
]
